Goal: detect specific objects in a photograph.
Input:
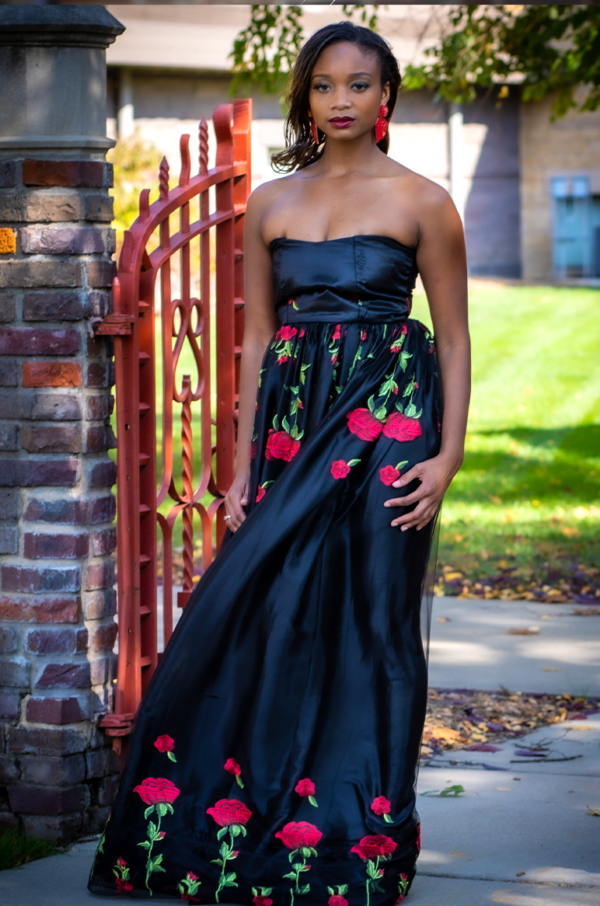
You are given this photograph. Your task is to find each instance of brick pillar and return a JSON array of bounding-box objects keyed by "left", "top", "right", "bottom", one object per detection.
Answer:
[{"left": 0, "top": 6, "right": 125, "bottom": 841}]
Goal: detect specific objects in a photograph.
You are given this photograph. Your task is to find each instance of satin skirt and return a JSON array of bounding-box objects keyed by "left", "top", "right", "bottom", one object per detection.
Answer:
[{"left": 88, "top": 311, "right": 442, "bottom": 905}]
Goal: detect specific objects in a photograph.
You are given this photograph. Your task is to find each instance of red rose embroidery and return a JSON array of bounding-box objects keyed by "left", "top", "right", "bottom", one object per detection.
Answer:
[
  {"left": 224, "top": 757, "right": 241, "bottom": 777},
  {"left": 331, "top": 354, "right": 338, "bottom": 365},
  {"left": 206, "top": 798, "right": 252, "bottom": 827},
  {"left": 379, "top": 466, "right": 401, "bottom": 486},
  {"left": 117, "top": 857, "right": 127, "bottom": 867},
  {"left": 295, "top": 778, "right": 315, "bottom": 797},
  {"left": 265, "top": 429, "right": 300, "bottom": 462},
  {"left": 276, "top": 325, "right": 297, "bottom": 341},
  {"left": 361, "top": 329, "right": 367, "bottom": 340},
  {"left": 347, "top": 408, "right": 384, "bottom": 441},
  {"left": 329, "top": 897, "right": 348, "bottom": 906},
  {"left": 330, "top": 460, "right": 350, "bottom": 479},
  {"left": 400, "top": 873, "right": 408, "bottom": 882},
  {"left": 371, "top": 796, "right": 391, "bottom": 816},
  {"left": 382, "top": 412, "right": 422, "bottom": 442},
  {"left": 395, "top": 897, "right": 404, "bottom": 904},
  {"left": 277, "top": 354, "right": 290, "bottom": 364},
  {"left": 153, "top": 734, "right": 177, "bottom": 762},
  {"left": 351, "top": 834, "right": 397, "bottom": 860},
  {"left": 332, "top": 324, "right": 341, "bottom": 340},
  {"left": 253, "top": 897, "right": 273, "bottom": 906},
  {"left": 390, "top": 344, "right": 402, "bottom": 353},
  {"left": 116, "top": 878, "right": 134, "bottom": 893},
  {"left": 256, "top": 486, "right": 266, "bottom": 502},
  {"left": 401, "top": 323, "right": 408, "bottom": 334},
  {"left": 275, "top": 821, "right": 322, "bottom": 850},
  {"left": 299, "top": 328, "right": 305, "bottom": 337},
  {"left": 134, "top": 777, "right": 180, "bottom": 806}
]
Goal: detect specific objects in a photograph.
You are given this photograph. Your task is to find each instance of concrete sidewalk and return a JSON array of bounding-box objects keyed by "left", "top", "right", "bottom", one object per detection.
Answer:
[{"left": 1, "top": 597, "right": 599, "bottom": 905}]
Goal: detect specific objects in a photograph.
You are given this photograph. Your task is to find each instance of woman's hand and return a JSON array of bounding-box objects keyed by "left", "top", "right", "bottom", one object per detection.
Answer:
[
  {"left": 224, "top": 472, "right": 250, "bottom": 533},
  {"left": 384, "top": 454, "right": 460, "bottom": 531}
]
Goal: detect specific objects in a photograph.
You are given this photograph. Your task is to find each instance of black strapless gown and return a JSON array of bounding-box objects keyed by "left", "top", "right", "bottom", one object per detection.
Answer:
[{"left": 88, "top": 235, "right": 442, "bottom": 906}]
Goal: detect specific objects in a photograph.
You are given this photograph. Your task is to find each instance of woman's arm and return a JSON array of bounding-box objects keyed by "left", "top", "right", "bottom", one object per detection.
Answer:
[
  {"left": 224, "top": 185, "right": 281, "bottom": 533},
  {"left": 385, "top": 185, "right": 471, "bottom": 531}
]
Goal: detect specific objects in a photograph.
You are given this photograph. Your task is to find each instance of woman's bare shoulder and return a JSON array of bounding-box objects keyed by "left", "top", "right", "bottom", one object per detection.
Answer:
[{"left": 247, "top": 172, "right": 308, "bottom": 242}]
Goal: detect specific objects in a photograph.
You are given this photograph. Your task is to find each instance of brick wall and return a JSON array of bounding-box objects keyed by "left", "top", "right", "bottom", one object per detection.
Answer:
[{"left": 0, "top": 157, "right": 120, "bottom": 840}]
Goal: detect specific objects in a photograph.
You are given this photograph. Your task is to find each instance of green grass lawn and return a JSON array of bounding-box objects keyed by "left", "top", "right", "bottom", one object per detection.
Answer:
[
  {"left": 0, "top": 828, "right": 60, "bottom": 871},
  {"left": 412, "top": 282, "right": 600, "bottom": 595},
  {"left": 116, "top": 282, "right": 600, "bottom": 592}
]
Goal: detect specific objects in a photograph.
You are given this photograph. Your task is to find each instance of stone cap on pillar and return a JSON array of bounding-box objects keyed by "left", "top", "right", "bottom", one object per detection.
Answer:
[{"left": 0, "top": 5, "right": 125, "bottom": 156}]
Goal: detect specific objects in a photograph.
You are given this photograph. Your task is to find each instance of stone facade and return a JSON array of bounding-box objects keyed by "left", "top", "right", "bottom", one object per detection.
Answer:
[
  {"left": 0, "top": 5, "right": 124, "bottom": 841},
  {"left": 520, "top": 87, "right": 600, "bottom": 281}
]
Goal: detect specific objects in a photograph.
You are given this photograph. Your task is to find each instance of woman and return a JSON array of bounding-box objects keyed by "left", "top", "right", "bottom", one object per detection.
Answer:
[{"left": 89, "top": 20, "right": 470, "bottom": 906}]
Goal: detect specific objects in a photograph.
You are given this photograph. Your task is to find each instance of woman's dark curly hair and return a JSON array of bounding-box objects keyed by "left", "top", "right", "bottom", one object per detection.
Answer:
[{"left": 271, "top": 21, "right": 401, "bottom": 173}]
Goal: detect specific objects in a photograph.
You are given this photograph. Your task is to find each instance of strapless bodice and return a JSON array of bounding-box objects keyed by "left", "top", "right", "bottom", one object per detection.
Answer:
[{"left": 270, "top": 234, "right": 418, "bottom": 324}]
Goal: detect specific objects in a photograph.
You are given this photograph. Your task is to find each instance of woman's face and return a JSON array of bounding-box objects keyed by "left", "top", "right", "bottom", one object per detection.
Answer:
[{"left": 308, "top": 41, "right": 390, "bottom": 141}]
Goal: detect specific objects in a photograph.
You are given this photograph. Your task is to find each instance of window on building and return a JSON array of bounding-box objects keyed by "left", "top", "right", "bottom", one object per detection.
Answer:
[{"left": 551, "top": 176, "right": 600, "bottom": 279}]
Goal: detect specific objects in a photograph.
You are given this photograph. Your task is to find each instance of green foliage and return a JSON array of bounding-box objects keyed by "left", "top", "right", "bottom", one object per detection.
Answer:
[
  {"left": 403, "top": 5, "right": 600, "bottom": 119},
  {"left": 107, "top": 132, "right": 162, "bottom": 237},
  {"left": 0, "top": 829, "right": 60, "bottom": 872},
  {"left": 228, "top": 5, "right": 379, "bottom": 99}
]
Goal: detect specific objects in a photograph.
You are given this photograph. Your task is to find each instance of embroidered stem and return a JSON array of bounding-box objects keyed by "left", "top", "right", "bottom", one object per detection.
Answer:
[{"left": 144, "top": 811, "right": 162, "bottom": 895}]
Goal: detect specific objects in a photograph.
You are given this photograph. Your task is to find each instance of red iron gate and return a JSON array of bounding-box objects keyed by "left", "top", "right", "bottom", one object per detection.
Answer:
[{"left": 96, "top": 99, "right": 252, "bottom": 752}]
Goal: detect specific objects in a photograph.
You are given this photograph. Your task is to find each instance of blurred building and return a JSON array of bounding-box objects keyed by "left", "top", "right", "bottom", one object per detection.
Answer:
[{"left": 105, "top": 3, "right": 600, "bottom": 283}]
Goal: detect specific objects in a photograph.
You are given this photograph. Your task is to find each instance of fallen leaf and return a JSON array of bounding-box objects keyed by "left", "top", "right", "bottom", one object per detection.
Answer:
[
  {"left": 464, "top": 744, "right": 502, "bottom": 752},
  {"left": 586, "top": 805, "right": 600, "bottom": 816},
  {"left": 508, "top": 627, "right": 540, "bottom": 635}
]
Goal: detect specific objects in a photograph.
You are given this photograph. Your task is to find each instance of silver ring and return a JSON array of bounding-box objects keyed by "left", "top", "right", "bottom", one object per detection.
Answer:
[{"left": 224, "top": 514, "right": 231, "bottom": 521}]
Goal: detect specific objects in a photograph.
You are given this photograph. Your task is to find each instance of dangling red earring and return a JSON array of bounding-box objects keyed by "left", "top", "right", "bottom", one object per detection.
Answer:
[
  {"left": 375, "top": 104, "right": 388, "bottom": 143},
  {"left": 309, "top": 116, "right": 319, "bottom": 144}
]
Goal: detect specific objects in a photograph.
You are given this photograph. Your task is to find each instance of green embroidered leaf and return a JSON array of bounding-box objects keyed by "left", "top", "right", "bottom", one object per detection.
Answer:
[
  {"left": 261, "top": 888, "right": 273, "bottom": 896},
  {"left": 338, "top": 885, "right": 349, "bottom": 895},
  {"left": 404, "top": 402, "right": 417, "bottom": 418},
  {"left": 414, "top": 407, "right": 423, "bottom": 418},
  {"left": 290, "top": 385, "right": 300, "bottom": 395},
  {"left": 400, "top": 351, "right": 412, "bottom": 371},
  {"left": 308, "top": 847, "right": 318, "bottom": 858},
  {"left": 273, "top": 414, "right": 280, "bottom": 431},
  {"left": 211, "top": 858, "right": 224, "bottom": 866},
  {"left": 395, "top": 461, "right": 408, "bottom": 470},
  {"left": 144, "top": 806, "right": 154, "bottom": 820},
  {"left": 219, "top": 842, "right": 230, "bottom": 858},
  {"left": 263, "top": 480, "right": 274, "bottom": 488},
  {"left": 240, "top": 825, "right": 247, "bottom": 837},
  {"left": 296, "top": 429, "right": 304, "bottom": 440},
  {"left": 347, "top": 458, "right": 361, "bottom": 467},
  {"left": 177, "top": 883, "right": 185, "bottom": 894},
  {"left": 153, "top": 854, "right": 164, "bottom": 867},
  {"left": 230, "top": 824, "right": 241, "bottom": 837},
  {"left": 371, "top": 880, "right": 385, "bottom": 893},
  {"left": 282, "top": 871, "right": 296, "bottom": 880},
  {"left": 288, "top": 850, "right": 298, "bottom": 862},
  {"left": 252, "top": 889, "right": 258, "bottom": 897},
  {"left": 383, "top": 325, "right": 388, "bottom": 338},
  {"left": 290, "top": 422, "right": 299, "bottom": 438},
  {"left": 148, "top": 821, "right": 157, "bottom": 839},
  {"left": 137, "top": 840, "right": 152, "bottom": 850},
  {"left": 384, "top": 813, "right": 393, "bottom": 823},
  {"left": 217, "top": 826, "right": 228, "bottom": 841},
  {"left": 291, "top": 862, "right": 303, "bottom": 870},
  {"left": 292, "top": 301, "right": 299, "bottom": 310},
  {"left": 374, "top": 406, "right": 387, "bottom": 420},
  {"left": 156, "top": 802, "right": 168, "bottom": 818},
  {"left": 327, "top": 888, "right": 334, "bottom": 897},
  {"left": 235, "top": 774, "right": 244, "bottom": 788},
  {"left": 299, "top": 884, "right": 311, "bottom": 895},
  {"left": 153, "top": 864, "right": 166, "bottom": 874},
  {"left": 282, "top": 415, "right": 291, "bottom": 434},
  {"left": 366, "top": 861, "right": 380, "bottom": 879},
  {"left": 189, "top": 881, "right": 201, "bottom": 895},
  {"left": 308, "top": 795, "right": 318, "bottom": 808},
  {"left": 167, "top": 751, "right": 177, "bottom": 762},
  {"left": 367, "top": 394, "right": 375, "bottom": 413}
]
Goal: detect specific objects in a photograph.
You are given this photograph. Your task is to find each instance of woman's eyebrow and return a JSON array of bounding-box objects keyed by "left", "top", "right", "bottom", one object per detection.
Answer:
[{"left": 311, "top": 71, "right": 373, "bottom": 79}]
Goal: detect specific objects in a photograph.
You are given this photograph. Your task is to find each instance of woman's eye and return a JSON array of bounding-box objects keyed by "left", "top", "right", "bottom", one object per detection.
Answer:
[
  {"left": 313, "top": 82, "right": 330, "bottom": 91},
  {"left": 352, "top": 82, "right": 369, "bottom": 91}
]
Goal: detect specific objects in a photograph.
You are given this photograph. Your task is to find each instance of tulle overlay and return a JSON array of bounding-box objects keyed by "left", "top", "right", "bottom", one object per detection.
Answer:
[{"left": 88, "top": 236, "right": 442, "bottom": 905}]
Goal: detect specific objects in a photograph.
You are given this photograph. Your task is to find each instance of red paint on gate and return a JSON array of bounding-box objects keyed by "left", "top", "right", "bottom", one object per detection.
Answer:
[{"left": 96, "top": 101, "right": 252, "bottom": 756}]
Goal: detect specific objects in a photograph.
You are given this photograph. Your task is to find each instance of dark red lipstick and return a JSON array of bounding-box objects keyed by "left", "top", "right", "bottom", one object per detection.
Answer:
[{"left": 328, "top": 116, "right": 355, "bottom": 128}]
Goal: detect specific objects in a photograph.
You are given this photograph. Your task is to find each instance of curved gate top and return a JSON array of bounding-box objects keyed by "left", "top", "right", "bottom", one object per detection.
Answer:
[{"left": 96, "top": 99, "right": 252, "bottom": 751}]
